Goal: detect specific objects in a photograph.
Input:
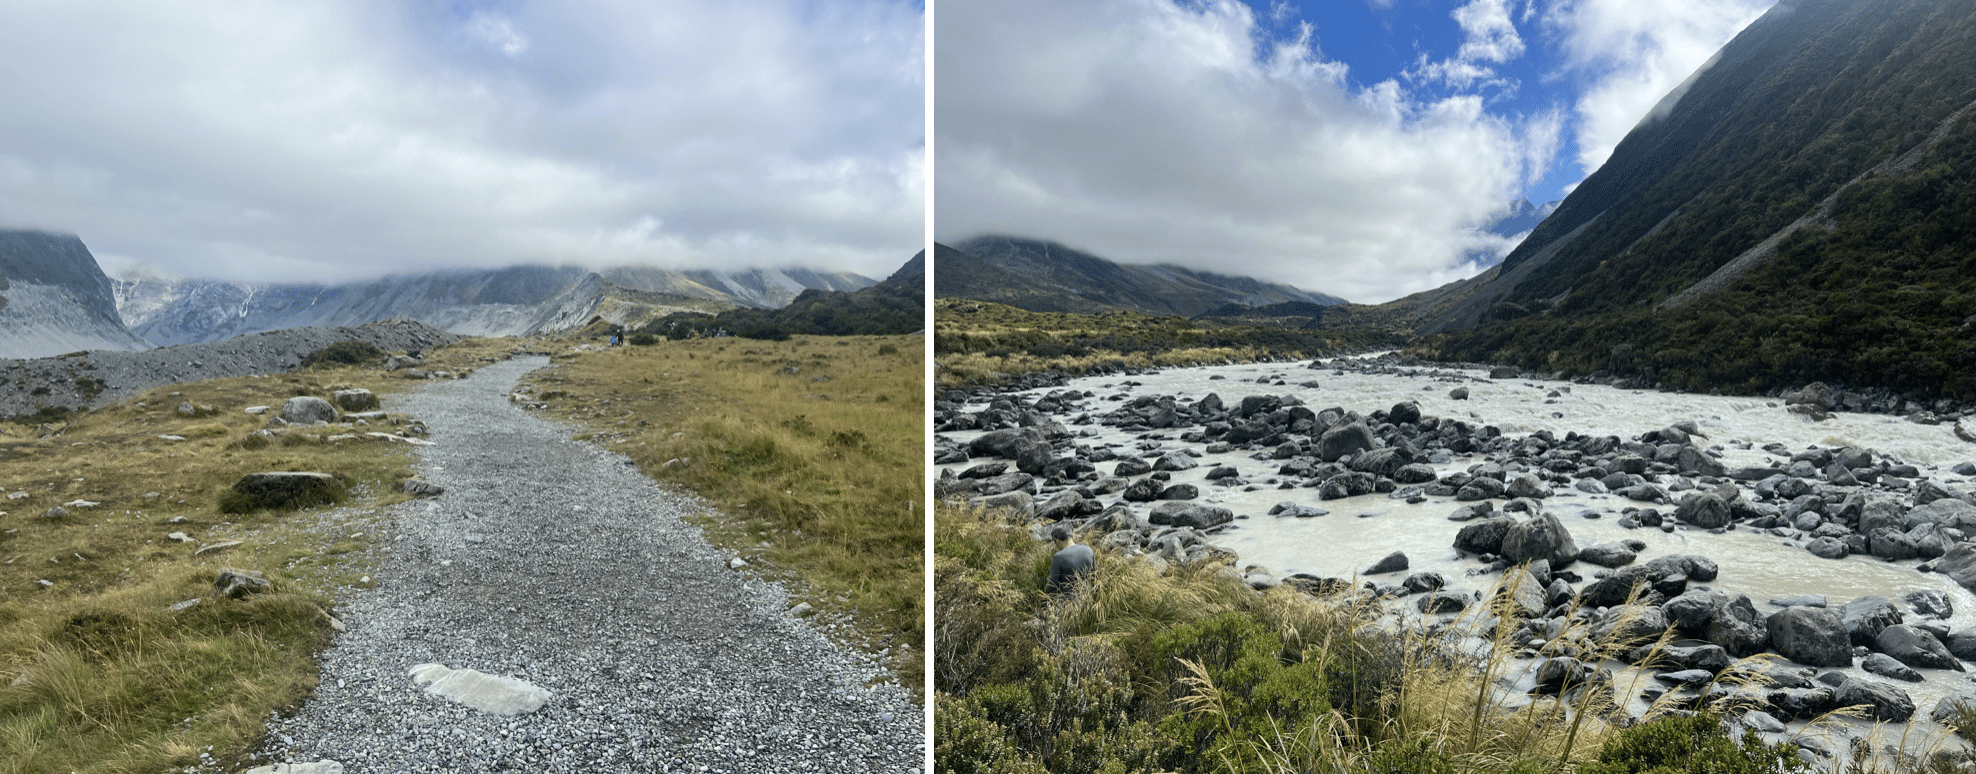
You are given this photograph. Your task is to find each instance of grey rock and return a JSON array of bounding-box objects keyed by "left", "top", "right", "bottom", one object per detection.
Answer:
[
  {"left": 1365, "top": 551, "right": 1408, "bottom": 575},
  {"left": 1834, "top": 677, "right": 1916, "bottom": 722},
  {"left": 1875, "top": 624, "right": 1964, "bottom": 672},
  {"left": 1500, "top": 512, "right": 1578, "bottom": 567},
  {"left": 1861, "top": 653, "right": 1923, "bottom": 683},
  {"left": 1766, "top": 607, "right": 1852, "bottom": 667},
  {"left": 281, "top": 396, "right": 339, "bottom": 425}
]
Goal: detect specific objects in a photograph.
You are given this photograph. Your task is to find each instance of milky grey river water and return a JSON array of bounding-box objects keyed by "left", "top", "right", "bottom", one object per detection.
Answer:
[{"left": 938, "top": 357, "right": 1976, "bottom": 747}]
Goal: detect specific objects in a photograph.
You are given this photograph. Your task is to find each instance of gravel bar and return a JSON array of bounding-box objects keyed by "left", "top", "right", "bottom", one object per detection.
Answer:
[{"left": 257, "top": 356, "right": 923, "bottom": 773}]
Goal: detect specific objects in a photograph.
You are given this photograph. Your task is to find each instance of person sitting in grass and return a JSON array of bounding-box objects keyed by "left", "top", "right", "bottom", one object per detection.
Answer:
[{"left": 1046, "top": 525, "right": 1096, "bottom": 594}]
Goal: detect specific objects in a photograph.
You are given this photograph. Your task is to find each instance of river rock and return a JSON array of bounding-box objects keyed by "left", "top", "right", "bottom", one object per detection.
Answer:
[
  {"left": 1841, "top": 596, "right": 1904, "bottom": 646},
  {"left": 1499, "top": 512, "right": 1578, "bottom": 567},
  {"left": 1932, "top": 689, "right": 1976, "bottom": 725},
  {"left": 1151, "top": 451, "right": 1199, "bottom": 472},
  {"left": 1659, "top": 643, "right": 1733, "bottom": 674},
  {"left": 331, "top": 388, "right": 378, "bottom": 411},
  {"left": 1456, "top": 476, "right": 1508, "bottom": 501},
  {"left": 1665, "top": 589, "right": 1726, "bottom": 632},
  {"left": 1577, "top": 542, "right": 1637, "bottom": 568},
  {"left": 1876, "top": 624, "right": 1964, "bottom": 672},
  {"left": 1416, "top": 592, "right": 1468, "bottom": 614},
  {"left": 1114, "top": 458, "right": 1153, "bottom": 476},
  {"left": 1935, "top": 543, "right": 1976, "bottom": 593},
  {"left": 1317, "top": 422, "right": 1375, "bottom": 462},
  {"left": 1834, "top": 676, "right": 1916, "bottom": 722},
  {"left": 1767, "top": 607, "right": 1852, "bottom": 667},
  {"left": 1904, "top": 589, "right": 1954, "bottom": 619},
  {"left": 1862, "top": 653, "right": 1923, "bottom": 682},
  {"left": 1453, "top": 518, "right": 1511, "bottom": 556},
  {"left": 1805, "top": 536, "right": 1848, "bottom": 559},
  {"left": 1675, "top": 492, "right": 1732, "bottom": 529},
  {"left": 1147, "top": 502, "right": 1233, "bottom": 529},
  {"left": 1365, "top": 551, "right": 1408, "bottom": 575},
  {"left": 1702, "top": 594, "right": 1770, "bottom": 657}
]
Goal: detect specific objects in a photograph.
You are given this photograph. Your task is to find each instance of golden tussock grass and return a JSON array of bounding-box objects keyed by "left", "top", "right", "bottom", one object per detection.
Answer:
[
  {"left": 520, "top": 334, "right": 925, "bottom": 697},
  {"left": 0, "top": 341, "right": 486, "bottom": 774}
]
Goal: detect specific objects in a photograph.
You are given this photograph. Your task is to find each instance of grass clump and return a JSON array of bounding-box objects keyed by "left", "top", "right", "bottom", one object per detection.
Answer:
[
  {"left": 522, "top": 334, "right": 923, "bottom": 696},
  {"left": 933, "top": 503, "right": 1837, "bottom": 774},
  {"left": 297, "top": 340, "right": 385, "bottom": 369},
  {"left": 0, "top": 356, "right": 435, "bottom": 773}
]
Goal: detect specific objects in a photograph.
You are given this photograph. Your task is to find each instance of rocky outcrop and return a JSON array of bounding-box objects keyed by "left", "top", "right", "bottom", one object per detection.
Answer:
[{"left": 0, "top": 230, "right": 152, "bottom": 358}]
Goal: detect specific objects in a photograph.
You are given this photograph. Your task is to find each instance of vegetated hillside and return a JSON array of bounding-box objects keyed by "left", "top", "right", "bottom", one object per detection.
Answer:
[
  {"left": 1414, "top": 0, "right": 1976, "bottom": 399},
  {"left": 934, "top": 236, "right": 1345, "bottom": 317},
  {"left": 0, "top": 230, "right": 152, "bottom": 358},
  {"left": 637, "top": 251, "right": 924, "bottom": 340}
]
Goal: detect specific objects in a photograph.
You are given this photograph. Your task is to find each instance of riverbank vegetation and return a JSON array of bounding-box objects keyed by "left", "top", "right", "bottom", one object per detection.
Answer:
[
  {"left": 931, "top": 503, "right": 1939, "bottom": 773},
  {"left": 933, "top": 298, "right": 1403, "bottom": 389}
]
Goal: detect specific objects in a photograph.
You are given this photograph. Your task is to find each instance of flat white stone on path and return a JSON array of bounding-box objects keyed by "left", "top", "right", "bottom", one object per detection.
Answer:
[
  {"left": 408, "top": 663, "right": 551, "bottom": 715},
  {"left": 245, "top": 761, "right": 344, "bottom": 774}
]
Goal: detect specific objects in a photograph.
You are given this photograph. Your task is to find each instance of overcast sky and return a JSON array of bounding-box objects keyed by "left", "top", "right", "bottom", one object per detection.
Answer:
[
  {"left": 935, "top": 0, "right": 1774, "bottom": 303},
  {"left": 0, "top": 0, "right": 924, "bottom": 284}
]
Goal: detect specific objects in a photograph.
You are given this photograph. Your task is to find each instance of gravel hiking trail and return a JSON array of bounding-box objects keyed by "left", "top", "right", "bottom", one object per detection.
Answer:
[{"left": 258, "top": 356, "right": 923, "bottom": 773}]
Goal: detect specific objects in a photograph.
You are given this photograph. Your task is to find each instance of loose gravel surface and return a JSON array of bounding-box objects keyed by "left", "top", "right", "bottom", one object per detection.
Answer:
[{"left": 256, "top": 356, "right": 923, "bottom": 773}]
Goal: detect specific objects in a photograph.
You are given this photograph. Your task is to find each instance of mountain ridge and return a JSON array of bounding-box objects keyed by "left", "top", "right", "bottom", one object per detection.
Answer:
[
  {"left": 0, "top": 230, "right": 152, "bottom": 358},
  {"left": 934, "top": 235, "right": 1346, "bottom": 317}
]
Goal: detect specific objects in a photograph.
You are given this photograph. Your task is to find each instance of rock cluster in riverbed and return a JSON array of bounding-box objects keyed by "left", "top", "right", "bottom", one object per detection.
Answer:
[{"left": 936, "top": 354, "right": 1976, "bottom": 741}]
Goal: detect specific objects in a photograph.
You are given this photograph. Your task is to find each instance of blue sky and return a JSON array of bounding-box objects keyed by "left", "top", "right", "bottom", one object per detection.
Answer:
[
  {"left": 937, "top": 0, "right": 1776, "bottom": 301},
  {"left": 0, "top": 0, "right": 924, "bottom": 283}
]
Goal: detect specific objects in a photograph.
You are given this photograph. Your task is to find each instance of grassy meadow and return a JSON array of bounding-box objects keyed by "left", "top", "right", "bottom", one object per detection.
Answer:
[
  {"left": 933, "top": 298, "right": 1402, "bottom": 389},
  {"left": 0, "top": 340, "right": 513, "bottom": 774},
  {"left": 930, "top": 503, "right": 1970, "bottom": 774},
  {"left": 518, "top": 333, "right": 926, "bottom": 695}
]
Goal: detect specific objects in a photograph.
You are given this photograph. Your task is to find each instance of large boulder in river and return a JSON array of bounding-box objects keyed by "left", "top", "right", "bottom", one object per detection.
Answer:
[
  {"left": 1453, "top": 518, "right": 1510, "bottom": 556},
  {"left": 1876, "top": 624, "right": 1964, "bottom": 672},
  {"left": 1674, "top": 493, "right": 1732, "bottom": 529},
  {"left": 969, "top": 427, "right": 1051, "bottom": 458},
  {"left": 1702, "top": 595, "right": 1770, "bottom": 657},
  {"left": 1317, "top": 422, "right": 1375, "bottom": 462},
  {"left": 1935, "top": 543, "right": 1976, "bottom": 593},
  {"left": 1147, "top": 502, "right": 1233, "bottom": 529},
  {"left": 280, "top": 396, "right": 338, "bottom": 425},
  {"left": 1841, "top": 595, "right": 1905, "bottom": 646},
  {"left": 1766, "top": 607, "right": 1852, "bottom": 667},
  {"left": 1833, "top": 676, "right": 1916, "bottom": 722},
  {"left": 1499, "top": 513, "right": 1578, "bottom": 567}
]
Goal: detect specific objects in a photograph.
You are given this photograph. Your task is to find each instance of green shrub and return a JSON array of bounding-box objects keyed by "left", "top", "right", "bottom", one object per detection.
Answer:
[
  {"left": 1579, "top": 711, "right": 1808, "bottom": 774},
  {"left": 299, "top": 340, "right": 385, "bottom": 369},
  {"left": 629, "top": 333, "right": 659, "bottom": 346}
]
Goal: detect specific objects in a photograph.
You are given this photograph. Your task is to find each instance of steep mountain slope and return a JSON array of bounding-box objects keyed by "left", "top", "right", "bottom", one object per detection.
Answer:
[
  {"left": 0, "top": 230, "right": 152, "bottom": 358},
  {"left": 1416, "top": 0, "right": 1976, "bottom": 398},
  {"left": 934, "top": 236, "right": 1344, "bottom": 316},
  {"left": 639, "top": 251, "right": 924, "bottom": 339},
  {"left": 118, "top": 265, "right": 877, "bottom": 346}
]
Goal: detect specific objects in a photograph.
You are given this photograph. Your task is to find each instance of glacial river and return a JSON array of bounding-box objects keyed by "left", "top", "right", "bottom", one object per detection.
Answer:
[{"left": 938, "top": 357, "right": 1976, "bottom": 748}]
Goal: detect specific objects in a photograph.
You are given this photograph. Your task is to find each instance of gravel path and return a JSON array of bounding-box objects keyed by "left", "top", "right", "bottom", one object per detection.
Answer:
[{"left": 257, "top": 356, "right": 923, "bottom": 773}]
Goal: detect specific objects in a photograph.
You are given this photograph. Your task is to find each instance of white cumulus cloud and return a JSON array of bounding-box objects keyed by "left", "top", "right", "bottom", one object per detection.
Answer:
[
  {"left": 0, "top": 0, "right": 923, "bottom": 283},
  {"left": 936, "top": 0, "right": 1559, "bottom": 302},
  {"left": 1544, "top": 0, "right": 1773, "bottom": 176}
]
